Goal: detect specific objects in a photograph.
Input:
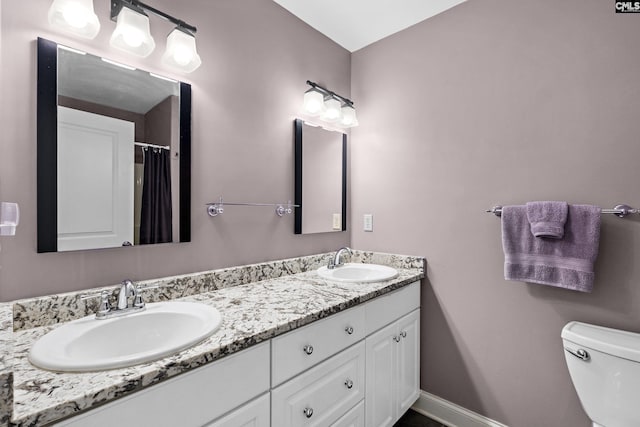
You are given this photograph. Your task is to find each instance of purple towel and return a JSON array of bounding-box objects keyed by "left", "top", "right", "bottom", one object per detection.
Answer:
[
  {"left": 501, "top": 204, "right": 601, "bottom": 292},
  {"left": 526, "top": 201, "right": 568, "bottom": 239}
]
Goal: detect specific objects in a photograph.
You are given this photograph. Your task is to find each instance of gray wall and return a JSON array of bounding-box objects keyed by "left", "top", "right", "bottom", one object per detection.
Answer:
[
  {"left": 351, "top": 0, "right": 640, "bottom": 426},
  {"left": 0, "top": 0, "right": 350, "bottom": 301}
]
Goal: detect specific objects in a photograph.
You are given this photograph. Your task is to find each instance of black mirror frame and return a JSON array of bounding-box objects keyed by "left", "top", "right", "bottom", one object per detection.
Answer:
[
  {"left": 294, "top": 118, "right": 347, "bottom": 235},
  {"left": 36, "top": 37, "right": 191, "bottom": 253}
]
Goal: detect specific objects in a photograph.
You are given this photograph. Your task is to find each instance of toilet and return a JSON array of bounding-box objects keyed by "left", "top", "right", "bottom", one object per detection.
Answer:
[{"left": 562, "top": 321, "right": 640, "bottom": 427}]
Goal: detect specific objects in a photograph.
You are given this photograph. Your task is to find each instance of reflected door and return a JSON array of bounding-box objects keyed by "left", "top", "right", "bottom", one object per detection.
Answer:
[{"left": 57, "top": 107, "right": 134, "bottom": 251}]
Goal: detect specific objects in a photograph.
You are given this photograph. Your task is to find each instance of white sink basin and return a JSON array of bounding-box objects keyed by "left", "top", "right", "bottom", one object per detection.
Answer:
[
  {"left": 317, "top": 263, "right": 399, "bottom": 283},
  {"left": 29, "top": 301, "right": 222, "bottom": 372}
]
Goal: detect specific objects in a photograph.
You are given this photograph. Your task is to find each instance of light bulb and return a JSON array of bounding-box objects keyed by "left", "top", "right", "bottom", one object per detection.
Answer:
[
  {"left": 303, "top": 88, "right": 325, "bottom": 116},
  {"left": 48, "top": 0, "right": 100, "bottom": 39},
  {"left": 340, "top": 104, "right": 358, "bottom": 127},
  {"left": 161, "top": 28, "right": 202, "bottom": 73},
  {"left": 109, "top": 6, "right": 155, "bottom": 57},
  {"left": 173, "top": 47, "right": 194, "bottom": 66},
  {"left": 122, "top": 28, "right": 144, "bottom": 47},
  {"left": 322, "top": 97, "right": 342, "bottom": 122},
  {"left": 62, "top": 7, "right": 89, "bottom": 28}
]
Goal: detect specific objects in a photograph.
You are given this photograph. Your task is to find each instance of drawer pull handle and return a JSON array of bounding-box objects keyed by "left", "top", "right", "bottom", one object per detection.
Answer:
[
  {"left": 303, "top": 345, "right": 314, "bottom": 355},
  {"left": 401, "top": 331, "right": 407, "bottom": 338},
  {"left": 345, "top": 326, "right": 354, "bottom": 335},
  {"left": 345, "top": 379, "right": 354, "bottom": 389},
  {"left": 393, "top": 335, "right": 401, "bottom": 343},
  {"left": 303, "top": 407, "right": 314, "bottom": 418}
]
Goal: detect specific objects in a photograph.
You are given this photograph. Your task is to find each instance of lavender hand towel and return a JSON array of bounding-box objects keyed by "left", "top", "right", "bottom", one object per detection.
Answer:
[
  {"left": 526, "top": 201, "right": 568, "bottom": 239},
  {"left": 501, "top": 204, "right": 601, "bottom": 292}
]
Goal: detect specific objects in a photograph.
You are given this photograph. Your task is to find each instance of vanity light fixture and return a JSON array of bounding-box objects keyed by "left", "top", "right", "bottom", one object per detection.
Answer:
[
  {"left": 340, "top": 103, "right": 358, "bottom": 127},
  {"left": 110, "top": 2, "right": 155, "bottom": 57},
  {"left": 48, "top": 0, "right": 101, "bottom": 39},
  {"left": 303, "top": 87, "right": 325, "bottom": 116},
  {"left": 110, "top": 0, "right": 201, "bottom": 72},
  {"left": 303, "top": 81, "right": 358, "bottom": 128},
  {"left": 321, "top": 95, "right": 342, "bottom": 123},
  {"left": 161, "top": 27, "right": 202, "bottom": 73}
]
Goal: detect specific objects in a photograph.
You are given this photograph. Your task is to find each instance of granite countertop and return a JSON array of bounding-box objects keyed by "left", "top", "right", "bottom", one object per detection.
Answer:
[
  {"left": 7, "top": 252, "right": 424, "bottom": 426},
  {"left": 0, "top": 303, "right": 14, "bottom": 427},
  {"left": 0, "top": 304, "right": 13, "bottom": 375}
]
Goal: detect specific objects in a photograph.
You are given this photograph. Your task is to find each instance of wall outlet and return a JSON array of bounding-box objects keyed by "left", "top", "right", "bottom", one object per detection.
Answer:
[
  {"left": 363, "top": 214, "right": 373, "bottom": 232},
  {"left": 332, "top": 213, "right": 342, "bottom": 230}
]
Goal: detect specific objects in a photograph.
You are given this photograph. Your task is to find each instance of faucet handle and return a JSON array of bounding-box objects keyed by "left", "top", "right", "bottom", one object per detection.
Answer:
[
  {"left": 80, "top": 290, "right": 112, "bottom": 317},
  {"left": 97, "top": 291, "right": 112, "bottom": 316},
  {"left": 132, "top": 283, "right": 160, "bottom": 308}
]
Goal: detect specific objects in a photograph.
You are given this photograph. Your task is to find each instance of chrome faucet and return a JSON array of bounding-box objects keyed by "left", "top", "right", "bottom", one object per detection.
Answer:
[
  {"left": 81, "top": 279, "right": 150, "bottom": 319},
  {"left": 117, "top": 279, "right": 139, "bottom": 309},
  {"left": 328, "top": 247, "right": 353, "bottom": 269}
]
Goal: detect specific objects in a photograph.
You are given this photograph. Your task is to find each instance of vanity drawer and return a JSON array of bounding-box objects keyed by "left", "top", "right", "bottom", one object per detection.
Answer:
[
  {"left": 272, "top": 304, "right": 365, "bottom": 386},
  {"left": 365, "top": 281, "right": 420, "bottom": 335},
  {"left": 272, "top": 341, "right": 365, "bottom": 427},
  {"left": 330, "top": 400, "right": 364, "bottom": 427}
]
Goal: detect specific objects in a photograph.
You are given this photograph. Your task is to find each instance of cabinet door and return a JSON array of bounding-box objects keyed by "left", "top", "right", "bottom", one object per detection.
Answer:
[
  {"left": 205, "top": 393, "right": 270, "bottom": 427},
  {"left": 396, "top": 309, "right": 421, "bottom": 416},
  {"left": 365, "top": 322, "right": 397, "bottom": 427}
]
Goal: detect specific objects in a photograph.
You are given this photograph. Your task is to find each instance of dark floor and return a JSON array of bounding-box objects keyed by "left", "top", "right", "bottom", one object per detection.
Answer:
[{"left": 393, "top": 409, "right": 448, "bottom": 427}]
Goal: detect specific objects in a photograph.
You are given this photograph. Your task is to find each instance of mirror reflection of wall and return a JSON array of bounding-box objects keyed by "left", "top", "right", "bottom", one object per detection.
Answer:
[
  {"left": 294, "top": 119, "right": 347, "bottom": 234},
  {"left": 37, "top": 38, "right": 191, "bottom": 253}
]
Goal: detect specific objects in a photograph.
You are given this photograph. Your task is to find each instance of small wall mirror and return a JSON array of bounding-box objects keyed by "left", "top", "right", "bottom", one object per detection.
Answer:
[
  {"left": 37, "top": 38, "right": 191, "bottom": 253},
  {"left": 294, "top": 119, "right": 347, "bottom": 234}
]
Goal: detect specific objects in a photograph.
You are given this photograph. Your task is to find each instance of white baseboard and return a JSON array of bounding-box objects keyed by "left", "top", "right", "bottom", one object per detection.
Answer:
[{"left": 411, "top": 390, "right": 508, "bottom": 427}]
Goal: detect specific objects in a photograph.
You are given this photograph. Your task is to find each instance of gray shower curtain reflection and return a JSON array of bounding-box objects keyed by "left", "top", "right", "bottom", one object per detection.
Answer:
[{"left": 140, "top": 147, "right": 172, "bottom": 244}]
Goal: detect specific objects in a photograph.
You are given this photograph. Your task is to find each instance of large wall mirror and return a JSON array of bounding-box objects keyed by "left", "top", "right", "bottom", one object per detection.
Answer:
[
  {"left": 294, "top": 119, "right": 347, "bottom": 234},
  {"left": 37, "top": 38, "right": 191, "bottom": 253}
]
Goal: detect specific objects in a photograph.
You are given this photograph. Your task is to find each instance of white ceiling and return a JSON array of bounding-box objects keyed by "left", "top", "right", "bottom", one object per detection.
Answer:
[{"left": 273, "top": 0, "right": 468, "bottom": 52}]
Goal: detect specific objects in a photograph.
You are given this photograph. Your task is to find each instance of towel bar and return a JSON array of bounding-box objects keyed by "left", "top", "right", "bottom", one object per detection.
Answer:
[
  {"left": 206, "top": 197, "right": 299, "bottom": 217},
  {"left": 486, "top": 204, "right": 639, "bottom": 218}
]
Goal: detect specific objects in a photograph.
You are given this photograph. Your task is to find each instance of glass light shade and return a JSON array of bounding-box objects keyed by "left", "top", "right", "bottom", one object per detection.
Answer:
[
  {"left": 109, "top": 6, "right": 155, "bottom": 57},
  {"left": 321, "top": 96, "right": 342, "bottom": 122},
  {"left": 303, "top": 88, "right": 325, "bottom": 116},
  {"left": 340, "top": 104, "right": 358, "bottom": 127},
  {"left": 161, "top": 28, "right": 202, "bottom": 73},
  {"left": 48, "top": 0, "right": 100, "bottom": 39}
]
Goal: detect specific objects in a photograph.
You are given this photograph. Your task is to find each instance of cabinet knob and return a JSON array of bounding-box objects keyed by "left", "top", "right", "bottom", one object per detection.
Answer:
[
  {"left": 393, "top": 335, "right": 401, "bottom": 343},
  {"left": 345, "top": 379, "right": 354, "bottom": 389},
  {"left": 303, "top": 407, "right": 314, "bottom": 418},
  {"left": 303, "top": 345, "right": 314, "bottom": 355},
  {"left": 401, "top": 331, "right": 407, "bottom": 338},
  {"left": 345, "top": 326, "right": 354, "bottom": 335}
]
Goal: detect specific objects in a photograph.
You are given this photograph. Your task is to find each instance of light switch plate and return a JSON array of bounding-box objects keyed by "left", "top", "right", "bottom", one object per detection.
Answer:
[
  {"left": 363, "top": 214, "right": 373, "bottom": 232},
  {"left": 332, "top": 213, "right": 342, "bottom": 230}
]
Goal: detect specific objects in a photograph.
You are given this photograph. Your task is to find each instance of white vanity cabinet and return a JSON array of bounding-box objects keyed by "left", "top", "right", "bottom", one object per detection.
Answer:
[
  {"left": 365, "top": 309, "right": 421, "bottom": 427},
  {"left": 272, "top": 281, "right": 421, "bottom": 427},
  {"left": 54, "top": 342, "right": 270, "bottom": 427},
  {"left": 53, "top": 281, "right": 421, "bottom": 427}
]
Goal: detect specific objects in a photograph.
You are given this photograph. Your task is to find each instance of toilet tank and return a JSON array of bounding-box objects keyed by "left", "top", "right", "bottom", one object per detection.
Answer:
[{"left": 562, "top": 321, "right": 640, "bottom": 427}]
